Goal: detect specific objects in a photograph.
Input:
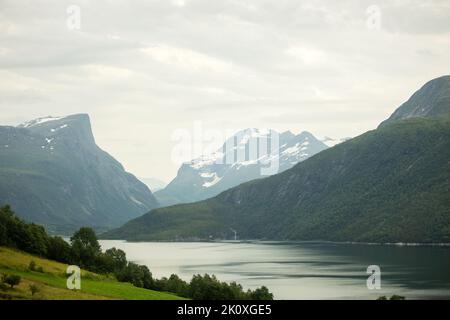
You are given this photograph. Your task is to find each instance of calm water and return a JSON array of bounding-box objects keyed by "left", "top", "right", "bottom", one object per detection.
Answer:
[{"left": 99, "top": 240, "right": 450, "bottom": 300}]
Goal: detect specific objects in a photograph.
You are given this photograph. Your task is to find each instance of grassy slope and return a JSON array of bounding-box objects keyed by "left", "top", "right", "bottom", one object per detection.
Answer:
[{"left": 0, "top": 247, "right": 184, "bottom": 300}]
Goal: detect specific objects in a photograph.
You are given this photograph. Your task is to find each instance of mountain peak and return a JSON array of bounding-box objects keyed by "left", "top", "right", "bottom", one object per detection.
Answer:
[
  {"left": 379, "top": 75, "right": 450, "bottom": 127},
  {"left": 17, "top": 116, "right": 64, "bottom": 129},
  {"left": 17, "top": 113, "right": 90, "bottom": 129},
  {"left": 280, "top": 130, "right": 295, "bottom": 139},
  {"left": 17, "top": 113, "right": 95, "bottom": 145}
]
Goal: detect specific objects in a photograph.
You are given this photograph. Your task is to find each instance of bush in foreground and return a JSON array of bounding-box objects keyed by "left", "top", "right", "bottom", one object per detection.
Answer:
[{"left": 2, "top": 274, "right": 21, "bottom": 289}]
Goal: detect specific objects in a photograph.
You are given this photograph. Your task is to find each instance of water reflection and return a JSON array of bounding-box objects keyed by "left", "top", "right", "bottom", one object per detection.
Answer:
[{"left": 99, "top": 240, "right": 450, "bottom": 300}]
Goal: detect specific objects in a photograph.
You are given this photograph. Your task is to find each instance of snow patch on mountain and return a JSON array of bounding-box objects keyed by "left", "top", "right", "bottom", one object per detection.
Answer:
[
  {"left": 202, "top": 172, "right": 222, "bottom": 188},
  {"left": 50, "top": 124, "right": 69, "bottom": 133},
  {"left": 18, "top": 116, "right": 63, "bottom": 128},
  {"left": 190, "top": 151, "right": 224, "bottom": 170}
]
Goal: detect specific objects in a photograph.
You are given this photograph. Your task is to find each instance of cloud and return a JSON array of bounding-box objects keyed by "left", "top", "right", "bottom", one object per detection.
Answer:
[
  {"left": 0, "top": 0, "right": 449, "bottom": 181},
  {"left": 285, "top": 45, "right": 328, "bottom": 66},
  {"left": 140, "top": 45, "right": 233, "bottom": 73}
]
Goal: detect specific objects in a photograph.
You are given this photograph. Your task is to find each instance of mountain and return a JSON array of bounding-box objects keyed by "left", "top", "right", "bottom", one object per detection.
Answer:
[
  {"left": 139, "top": 177, "right": 167, "bottom": 192},
  {"left": 103, "top": 76, "right": 450, "bottom": 243},
  {"left": 0, "top": 114, "right": 158, "bottom": 234},
  {"left": 320, "top": 136, "right": 352, "bottom": 147},
  {"left": 155, "top": 129, "right": 328, "bottom": 206},
  {"left": 379, "top": 75, "right": 450, "bottom": 127}
]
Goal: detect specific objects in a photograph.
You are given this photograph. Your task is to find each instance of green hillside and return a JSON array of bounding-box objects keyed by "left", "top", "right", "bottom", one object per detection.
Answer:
[
  {"left": 103, "top": 117, "right": 450, "bottom": 243},
  {"left": 0, "top": 247, "right": 184, "bottom": 300}
]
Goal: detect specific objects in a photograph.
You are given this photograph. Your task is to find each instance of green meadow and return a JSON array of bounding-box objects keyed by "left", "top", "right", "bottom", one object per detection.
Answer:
[{"left": 0, "top": 247, "right": 185, "bottom": 300}]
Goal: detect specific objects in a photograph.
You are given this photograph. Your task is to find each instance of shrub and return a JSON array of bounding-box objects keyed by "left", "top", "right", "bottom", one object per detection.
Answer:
[
  {"left": 28, "top": 260, "right": 44, "bottom": 273},
  {"left": 29, "top": 284, "right": 39, "bottom": 296},
  {"left": 3, "top": 275, "right": 21, "bottom": 289},
  {"left": 28, "top": 260, "right": 37, "bottom": 271}
]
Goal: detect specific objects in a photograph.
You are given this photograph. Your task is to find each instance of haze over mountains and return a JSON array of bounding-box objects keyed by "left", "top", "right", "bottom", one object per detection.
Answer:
[
  {"left": 155, "top": 129, "right": 328, "bottom": 206},
  {"left": 0, "top": 114, "right": 158, "bottom": 233},
  {"left": 103, "top": 76, "right": 450, "bottom": 243},
  {"left": 140, "top": 177, "right": 167, "bottom": 192}
]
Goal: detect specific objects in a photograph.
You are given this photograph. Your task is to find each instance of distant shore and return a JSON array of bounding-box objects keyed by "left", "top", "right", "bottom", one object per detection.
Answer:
[{"left": 99, "top": 238, "right": 450, "bottom": 247}]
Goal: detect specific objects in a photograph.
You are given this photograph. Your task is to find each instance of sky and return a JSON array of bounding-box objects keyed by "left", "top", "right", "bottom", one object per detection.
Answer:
[{"left": 0, "top": 0, "right": 449, "bottom": 182}]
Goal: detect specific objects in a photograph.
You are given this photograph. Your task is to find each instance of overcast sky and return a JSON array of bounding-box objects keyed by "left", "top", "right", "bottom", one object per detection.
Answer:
[{"left": 1, "top": 0, "right": 449, "bottom": 182}]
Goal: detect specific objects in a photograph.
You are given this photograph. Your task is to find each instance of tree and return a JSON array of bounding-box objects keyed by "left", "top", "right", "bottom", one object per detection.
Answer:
[
  {"left": 3, "top": 275, "right": 21, "bottom": 289},
  {"left": 70, "top": 227, "right": 101, "bottom": 253},
  {"left": 189, "top": 274, "right": 226, "bottom": 300},
  {"left": 25, "top": 224, "right": 49, "bottom": 256},
  {"left": 164, "top": 274, "right": 189, "bottom": 297},
  {"left": 103, "top": 248, "right": 127, "bottom": 273},
  {"left": 249, "top": 286, "right": 273, "bottom": 300},
  {"left": 0, "top": 223, "right": 6, "bottom": 246},
  {"left": 47, "top": 236, "right": 71, "bottom": 263},
  {"left": 0, "top": 205, "right": 50, "bottom": 256},
  {"left": 226, "top": 282, "right": 246, "bottom": 300},
  {"left": 139, "top": 265, "right": 154, "bottom": 289},
  {"left": 116, "top": 262, "right": 147, "bottom": 288},
  {"left": 70, "top": 227, "right": 102, "bottom": 269}
]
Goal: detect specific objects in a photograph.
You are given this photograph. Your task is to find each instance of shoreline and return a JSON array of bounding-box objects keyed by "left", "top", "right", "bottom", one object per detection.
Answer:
[{"left": 99, "top": 238, "right": 450, "bottom": 247}]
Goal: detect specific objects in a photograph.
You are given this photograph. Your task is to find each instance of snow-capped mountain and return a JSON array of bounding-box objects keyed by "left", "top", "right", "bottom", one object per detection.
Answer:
[
  {"left": 155, "top": 128, "right": 328, "bottom": 206},
  {"left": 18, "top": 116, "right": 65, "bottom": 129}
]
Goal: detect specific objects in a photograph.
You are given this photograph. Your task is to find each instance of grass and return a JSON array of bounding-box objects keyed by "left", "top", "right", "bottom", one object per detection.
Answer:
[{"left": 0, "top": 247, "right": 185, "bottom": 300}]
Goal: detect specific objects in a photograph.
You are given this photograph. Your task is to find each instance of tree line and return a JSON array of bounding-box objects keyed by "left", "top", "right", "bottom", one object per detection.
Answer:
[{"left": 0, "top": 205, "right": 273, "bottom": 300}]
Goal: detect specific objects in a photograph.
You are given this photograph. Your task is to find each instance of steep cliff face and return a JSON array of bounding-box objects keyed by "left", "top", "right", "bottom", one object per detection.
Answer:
[{"left": 0, "top": 114, "right": 158, "bottom": 233}]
